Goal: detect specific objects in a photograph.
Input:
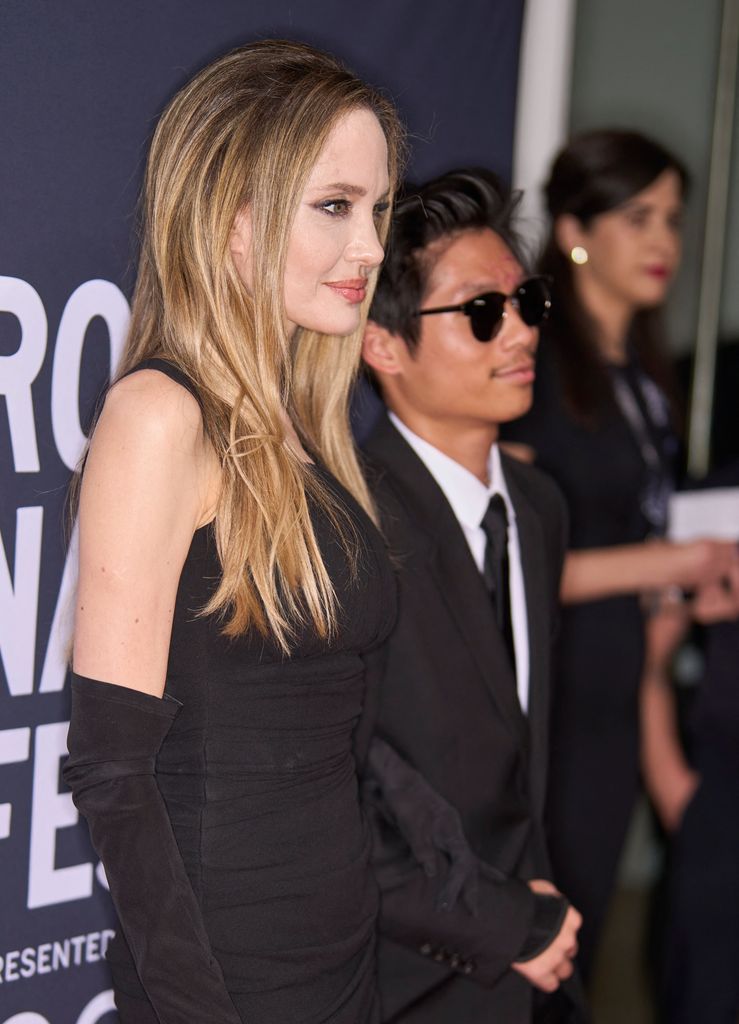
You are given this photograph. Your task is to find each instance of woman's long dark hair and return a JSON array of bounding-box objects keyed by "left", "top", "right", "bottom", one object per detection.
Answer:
[{"left": 540, "top": 129, "right": 689, "bottom": 423}]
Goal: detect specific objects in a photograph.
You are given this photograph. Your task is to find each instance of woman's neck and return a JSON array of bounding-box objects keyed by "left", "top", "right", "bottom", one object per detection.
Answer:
[
  {"left": 595, "top": 314, "right": 631, "bottom": 365},
  {"left": 574, "top": 276, "right": 634, "bottom": 365}
]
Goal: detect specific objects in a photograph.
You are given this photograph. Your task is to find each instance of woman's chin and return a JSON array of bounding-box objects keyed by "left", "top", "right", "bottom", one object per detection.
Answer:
[
  {"left": 295, "top": 311, "right": 363, "bottom": 338},
  {"left": 632, "top": 280, "right": 672, "bottom": 309}
]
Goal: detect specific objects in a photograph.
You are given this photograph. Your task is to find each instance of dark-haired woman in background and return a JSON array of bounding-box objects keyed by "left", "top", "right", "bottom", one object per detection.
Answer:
[{"left": 502, "top": 129, "right": 739, "bottom": 980}]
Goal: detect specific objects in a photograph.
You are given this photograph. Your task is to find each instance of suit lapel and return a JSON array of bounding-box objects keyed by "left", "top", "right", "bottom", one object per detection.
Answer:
[
  {"left": 503, "top": 458, "right": 551, "bottom": 817},
  {"left": 365, "top": 416, "right": 528, "bottom": 748}
]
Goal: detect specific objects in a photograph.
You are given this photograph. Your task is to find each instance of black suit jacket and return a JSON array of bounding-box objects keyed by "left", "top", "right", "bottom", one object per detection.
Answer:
[{"left": 359, "top": 415, "right": 576, "bottom": 1023}]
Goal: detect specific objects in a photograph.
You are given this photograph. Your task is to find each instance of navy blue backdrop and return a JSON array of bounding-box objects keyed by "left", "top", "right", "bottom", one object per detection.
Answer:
[{"left": 0, "top": 2, "right": 524, "bottom": 1020}]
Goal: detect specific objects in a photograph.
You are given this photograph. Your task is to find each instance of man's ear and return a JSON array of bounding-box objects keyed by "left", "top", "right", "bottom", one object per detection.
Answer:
[{"left": 362, "top": 320, "right": 407, "bottom": 376}]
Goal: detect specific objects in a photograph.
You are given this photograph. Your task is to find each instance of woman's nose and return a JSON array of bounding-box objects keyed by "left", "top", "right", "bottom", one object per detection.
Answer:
[
  {"left": 652, "top": 218, "right": 681, "bottom": 257},
  {"left": 346, "top": 219, "right": 384, "bottom": 268}
]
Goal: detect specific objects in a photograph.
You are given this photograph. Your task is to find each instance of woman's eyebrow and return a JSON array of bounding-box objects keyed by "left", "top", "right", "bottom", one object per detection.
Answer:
[
  {"left": 308, "top": 183, "right": 391, "bottom": 201},
  {"left": 620, "top": 198, "right": 652, "bottom": 212},
  {"left": 310, "top": 182, "right": 368, "bottom": 196}
]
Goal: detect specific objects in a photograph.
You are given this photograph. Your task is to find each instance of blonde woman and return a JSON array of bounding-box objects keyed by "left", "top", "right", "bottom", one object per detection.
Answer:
[{"left": 63, "top": 40, "right": 403, "bottom": 1024}]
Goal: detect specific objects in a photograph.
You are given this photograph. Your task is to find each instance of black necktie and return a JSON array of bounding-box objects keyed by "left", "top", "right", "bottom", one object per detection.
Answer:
[{"left": 481, "top": 494, "right": 516, "bottom": 673}]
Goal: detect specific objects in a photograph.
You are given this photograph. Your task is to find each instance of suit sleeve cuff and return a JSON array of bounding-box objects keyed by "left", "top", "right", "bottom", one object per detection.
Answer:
[{"left": 514, "top": 893, "right": 569, "bottom": 962}]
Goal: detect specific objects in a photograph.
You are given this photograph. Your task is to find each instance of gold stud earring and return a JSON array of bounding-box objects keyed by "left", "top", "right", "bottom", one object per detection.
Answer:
[{"left": 570, "top": 246, "right": 589, "bottom": 266}]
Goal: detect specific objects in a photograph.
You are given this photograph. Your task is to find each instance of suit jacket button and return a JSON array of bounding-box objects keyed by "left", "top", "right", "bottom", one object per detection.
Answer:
[
  {"left": 433, "top": 947, "right": 448, "bottom": 962},
  {"left": 450, "top": 953, "right": 461, "bottom": 969},
  {"left": 419, "top": 943, "right": 432, "bottom": 956},
  {"left": 462, "top": 960, "right": 476, "bottom": 975}
]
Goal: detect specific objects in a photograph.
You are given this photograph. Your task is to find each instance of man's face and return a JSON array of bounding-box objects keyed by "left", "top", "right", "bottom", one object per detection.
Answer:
[{"left": 385, "top": 228, "right": 539, "bottom": 436}]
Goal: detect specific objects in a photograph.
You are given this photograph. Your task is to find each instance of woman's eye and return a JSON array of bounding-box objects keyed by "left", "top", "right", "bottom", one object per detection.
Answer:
[
  {"left": 667, "top": 211, "right": 684, "bottom": 232},
  {"left": 317, "top": 199, "right": 351, "bottom": 217},
  {"left": 373, "top": 201, "right": 390, "bottom": 222},
  {"left": 625, "top": 210, "right": 648, "bottom": 227}
]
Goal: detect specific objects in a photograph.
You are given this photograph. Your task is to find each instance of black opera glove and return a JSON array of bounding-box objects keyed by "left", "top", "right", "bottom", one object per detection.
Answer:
[
  {"left": 63, "top": 674, "right": 242, "bottom": 1024},
  {"left": 365, "top": 736, "right": 480, "bottom": 916}
]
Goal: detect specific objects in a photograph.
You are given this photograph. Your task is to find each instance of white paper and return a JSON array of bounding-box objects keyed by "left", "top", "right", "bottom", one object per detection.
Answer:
[{"left": 668, "top": 488, "right": 739, "bottom": 541}]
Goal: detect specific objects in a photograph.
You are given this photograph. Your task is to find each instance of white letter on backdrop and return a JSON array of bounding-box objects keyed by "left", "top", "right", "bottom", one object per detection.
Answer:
[
  {"left": 0, "top": 276, "right": 47, "bottom": 473},
  {"left": 0, "top": 507, "right": 43, "bottom": 696},
  {"left": 51, "top": 279, "right": 130, "bottom": 470},
  {"left": 27, "top": 722, "right": 93, "bottom": 908},
  {"left": 0, "top": 727, "right": 31, "bottom": 840}
]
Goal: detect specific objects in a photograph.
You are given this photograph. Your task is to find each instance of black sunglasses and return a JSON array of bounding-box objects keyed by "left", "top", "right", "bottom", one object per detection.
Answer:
[{"left": 415, "top": 275, "right": 552, "bottom": 342}]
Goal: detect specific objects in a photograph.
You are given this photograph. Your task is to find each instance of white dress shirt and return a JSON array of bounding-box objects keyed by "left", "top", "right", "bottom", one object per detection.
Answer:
[{"left": 389, "top": 412, "right": 530, "bottom": 712}]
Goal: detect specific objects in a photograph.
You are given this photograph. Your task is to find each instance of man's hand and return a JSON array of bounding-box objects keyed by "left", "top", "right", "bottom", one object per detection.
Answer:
[
  {"left": 512, "top": 896, "right": 582, "bottom": 993},
  {"left": 527, "top": 878, "right": 559, "bottom": 897}
]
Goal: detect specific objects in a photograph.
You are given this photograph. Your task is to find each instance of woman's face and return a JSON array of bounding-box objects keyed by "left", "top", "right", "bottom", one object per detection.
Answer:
[
  {"left": 567, "top": 168, "right": 684, "bottom": 312},
  {"left": 230, "top": 107, "right": 390, "bottom": 337}
]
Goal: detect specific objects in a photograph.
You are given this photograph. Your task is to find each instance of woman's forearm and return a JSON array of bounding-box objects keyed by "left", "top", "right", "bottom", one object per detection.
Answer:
[{"left": 561, "top": 538, "right": 739, "bottom": 604}]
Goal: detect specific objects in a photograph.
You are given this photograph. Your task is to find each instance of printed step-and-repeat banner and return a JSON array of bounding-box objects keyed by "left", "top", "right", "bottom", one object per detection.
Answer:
[{"left": 0, "top": 2, "right": 524, "bottom": 1020}]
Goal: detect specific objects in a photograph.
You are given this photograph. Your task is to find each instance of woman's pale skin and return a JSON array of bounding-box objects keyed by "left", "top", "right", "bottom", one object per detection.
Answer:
[{"left": 73, "top": 107, "right": 390, "bottom": 697}]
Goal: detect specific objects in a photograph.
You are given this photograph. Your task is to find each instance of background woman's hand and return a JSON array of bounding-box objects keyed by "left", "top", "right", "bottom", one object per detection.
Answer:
[
  {"left": 649, "top": 760, "right": 700, "bottom": 833},
  {"left": 671, "top": 538, "right": 739, "bottom": 591},
  {"left": 690, "top": 555, "right": 739, "bottom": 622}
]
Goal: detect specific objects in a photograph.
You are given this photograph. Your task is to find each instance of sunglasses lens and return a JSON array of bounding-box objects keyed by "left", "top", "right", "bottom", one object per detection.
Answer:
[
  {"left": 461, "top": 279, "right": 551, "bottom": 341},
  {"left": 468, "top": 294, "right": 505, "bottom": 342},
  {"left": 516, "top": 278, "right": 551, "bottom": 326}
]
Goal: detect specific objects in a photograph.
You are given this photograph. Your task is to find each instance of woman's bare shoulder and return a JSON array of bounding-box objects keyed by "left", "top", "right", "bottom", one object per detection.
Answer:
[{"left": 100, "top": 367, "right": 205, "bottom": 451}]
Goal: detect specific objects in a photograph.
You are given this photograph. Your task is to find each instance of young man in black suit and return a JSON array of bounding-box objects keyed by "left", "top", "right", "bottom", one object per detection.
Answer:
[{"left": 359, "top": 169, "right": 585, "bottom": 1023}]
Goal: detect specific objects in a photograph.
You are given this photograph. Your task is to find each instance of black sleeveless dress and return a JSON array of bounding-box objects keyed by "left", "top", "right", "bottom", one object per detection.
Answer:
[{"left": 84, "top": 360, "right": 397, "bottom": 1023}]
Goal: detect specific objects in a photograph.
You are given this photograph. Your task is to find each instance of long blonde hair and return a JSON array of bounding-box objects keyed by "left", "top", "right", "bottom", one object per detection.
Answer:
[{"left": 118, "top": 40, "right": 404, "bottom": 651}]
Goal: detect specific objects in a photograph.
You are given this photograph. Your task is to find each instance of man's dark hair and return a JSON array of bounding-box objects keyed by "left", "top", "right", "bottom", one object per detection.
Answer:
[{"left": 369, "top": 168, "right": 523, "bottom": 350}]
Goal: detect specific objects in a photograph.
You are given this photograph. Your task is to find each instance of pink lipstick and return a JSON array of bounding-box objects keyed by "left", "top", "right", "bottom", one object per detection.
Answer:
[{"left": 325, "top": 279, "right": 367, "bottom": 303}]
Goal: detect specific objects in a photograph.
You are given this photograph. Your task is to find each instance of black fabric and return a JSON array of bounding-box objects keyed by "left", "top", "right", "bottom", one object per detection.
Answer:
[
  {"left": 64, "top": 676, "right": 242, "bottom": 1024},
  {"left": 126, "top": 357, "right": 204, "bottom": 407},
  {"left": 481, "top": 493, "right": 516, "bottom": 672},
  {"left": 660, "top": 740, "right": 739, "bottom": 1024},
  {"left": 608, "top": 361, "right": 678, "bottom": 536},
  {"left": 366, "top": 736, "right": 480, "bottom": 917},
  {"left": 516, "top": 895, "right": 570, "bottom": 962},
  {"left": 659, "top": 463, "right": 739, "bottom": 1023},
  {"left": 688, "top": 460, "right": 739, "bottom": 751},
  {"left": 64, "top": 362, "right": 397, "bottom": 1023},
  {"left": 501, "top": 340, "right": 679, "bottom": 980},
  {"left": 366, "top": 736, "right": 571, "bottom": 960},
  {"left": 360, "top": 415, "right": 587, "bottom": 1022}
]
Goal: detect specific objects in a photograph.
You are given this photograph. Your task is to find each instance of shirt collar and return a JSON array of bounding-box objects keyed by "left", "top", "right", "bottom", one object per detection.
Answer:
[{"left": 388, "top": 412, "right": 516, "bottom": 531}]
